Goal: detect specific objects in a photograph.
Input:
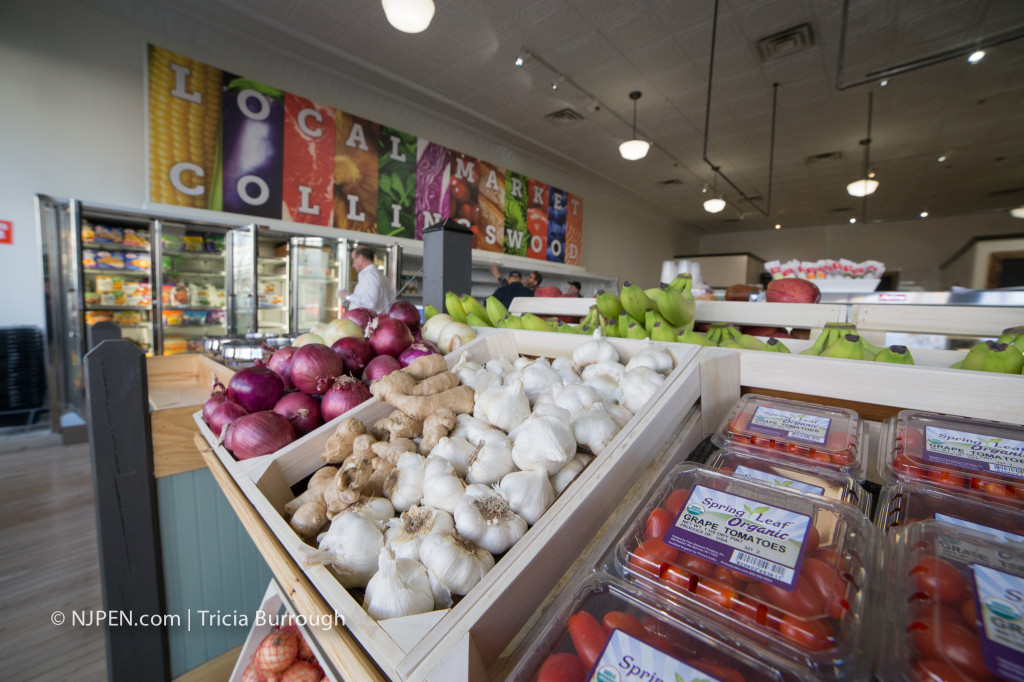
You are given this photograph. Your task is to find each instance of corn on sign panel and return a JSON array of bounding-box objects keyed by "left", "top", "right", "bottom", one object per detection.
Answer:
[{"left": 146, "top": 44, "right": 582, "bottom": 262}]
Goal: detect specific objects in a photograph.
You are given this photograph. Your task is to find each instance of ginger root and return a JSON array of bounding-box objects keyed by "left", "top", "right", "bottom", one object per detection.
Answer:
[
  {"left": 420, "top": 408, "right": 457, "bottom": 455},
  {"left": 321, "top": 418, "right": 367, "bottom": 464},
  {"left": 404, "top": 353, "right": 448, "bottom": 380},
  {"left": 371, "top": 410, "right": 423, "bottom": 441},
  {"left": 372, "top": 437, "right": 418, "bottom": 464},
  {"left": 284, "top": 465, "right": 338, "bottom": 516},
  {"left": 370, "top": 371, "right": 475, "bottom": 421},
  {"left": 289, "top": 499, "right": 328, "bottom": 539}
]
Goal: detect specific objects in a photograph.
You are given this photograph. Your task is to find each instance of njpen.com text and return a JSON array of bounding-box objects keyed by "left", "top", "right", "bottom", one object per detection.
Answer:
[{"left": 51, "top": 609, "right": 345, "bottom": 631}]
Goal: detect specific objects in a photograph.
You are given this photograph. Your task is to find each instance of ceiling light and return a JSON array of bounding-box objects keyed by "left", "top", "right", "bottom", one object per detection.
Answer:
[
  {"left": 1011, "top": 206, "right": 1024, "bottom": 219},
  {"left": 968, "top": 50, "right": 985, "bottom": 64},
  {"left": 937, "top": 155, "right": 947, "bottom": 163},
  {"left": 847, "top": 93, "right": 878, "bottom": 200},
  {"left": 920, "top": 211, "right": 928, "bottom": 218},
  {"left": 879, "top": 79, "right": 888, "bottom": 87},
  {"left": 703, "top": 197, "right": 726, "bottom": 213},
  {"left": 774, "top": 224, "right": 782, "bottom": 230},
  {"left": 515, "top": 56, "right": 524, "bottom": 67},
  {"left": 619, "top": 91, "right": 649, "bottom": 161},
  {"left": 846, "top": 178, "right": 879, "bottom": 197},
  {"left": 849, "top": 217, "right": 856, "bottom": 224},
  {"left": 381, "top": 0, "right": 435, "bottom": 33}
]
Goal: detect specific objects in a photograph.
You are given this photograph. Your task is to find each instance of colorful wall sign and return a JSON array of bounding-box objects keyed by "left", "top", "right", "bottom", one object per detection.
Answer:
[
  {"left": 146, "top": 45, "right": 583, "bottom": 262},
  {"left": 0, "top": 219, "right": 12, "bottom": 245}
]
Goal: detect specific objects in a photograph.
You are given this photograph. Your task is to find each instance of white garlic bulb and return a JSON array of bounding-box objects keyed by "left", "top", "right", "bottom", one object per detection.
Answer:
[
  {"left": 552, "top": 383, "right": 601, "bottom": 417},
  {"left": 421, "top": 456, "right": 467, "bottom": 514},
  {"left": 581, "top": 360, "right": 626, "bottom": 383},
  {"left": 485, "top": 357, "right": 516, "bottom": 376},
  {"left": 454, "top": 484, "right": 528, "bottom": 555},
  {"left": 625, "top": 341, "right": 674, "bottom": 374},
  {"left": 317, "top": 512, "right": 385, "bottom": 588},
  {"left": 419, "top": 530, "right": 495, "bottom": 596},
  {"left": 498, "top": 468, "right": 555, "bottom": 525},
  {"left": 510, "top": 414, "right": 576, "bottom": 475},
  {"left": 550, "top": 453, "right": 594, "bottom": 494},
  {"left": 384, "top": 505, "right": 455, "bottom": 561},
  {"left": 520, "top": 361, "right": 562, "bottom": 405},
  {"left": 584, "top": 372, "right": 622, "bottom": 404},
  {"left": 477, "top": 379, "right": 531, "bottom": 432},
  {"left": 571, "top": 403, "right": 620, "bottom": 455},
  {"left": 550, "top": 356, "right": 581, "bottom": 385},
  {"left": 603, "top": 402, "right": 634, "bottom": 429},
  {"left": 383, "top": 452, "right": 426, "bottom": 512},
  {"left": 362, "top": 546, "right": 434, "bottom": 620},
  {"left": 429, "top": 436, "right": 476, "bottom": 477},
  {"left": 466, "top": 435, "right": 516, "bottom": 485},
  {"left": 339, "top": 496, "right": 396, "bottom": 525},
  {"left": 572, "top": 329, "right": 619, "bottom": 366},
  {"left": 619, "top": 366, "right": 666, "bottom": 413}
]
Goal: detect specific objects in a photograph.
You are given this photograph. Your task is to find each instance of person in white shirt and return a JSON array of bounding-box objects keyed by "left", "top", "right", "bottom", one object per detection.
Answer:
[{"left": 340, "top": 245, "right": 394, "bottom": 313}]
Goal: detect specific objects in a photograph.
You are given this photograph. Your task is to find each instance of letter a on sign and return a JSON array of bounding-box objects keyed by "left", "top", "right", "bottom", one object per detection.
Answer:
[{"left": 0, "top": 220, "right": 11, "bottom": 245}]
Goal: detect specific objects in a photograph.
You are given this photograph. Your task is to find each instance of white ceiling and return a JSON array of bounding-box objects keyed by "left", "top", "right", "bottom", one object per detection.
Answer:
[{"left": 90, "top": 0, "right": 1024, "bottom": 234}]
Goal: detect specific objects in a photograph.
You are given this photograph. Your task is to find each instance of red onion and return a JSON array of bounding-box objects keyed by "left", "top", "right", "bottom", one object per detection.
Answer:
[
  {"left": 224, "top": 411, "right": 296, "bottom": 460},
  {"left": 207, "top": 400, "right": 248, "bottom": 441},
  {"left": 202, "top": 381, "right": 229, "bottom": 425},
  {"left": 266, "top": 346, "right": 298, "bottom": 391},
  {"left": 388, "top": 300, "right": 422, "bottom": 331},
  {"left": 397, "top": 341, "right": 440, "bottom": 367},
  {"left": 362, "top": 354, "right": 402, "bottom": 384},
  {"left": 331, "top": 336, "right": 374, "bottom": 376},
  {"left": 289, "top": 343, "right": 345, "bottom": 395},
  {"left": 273, "top": 392, "right": 323, "bottom": 437},
  {"left": 343, "top": 307, "right": 377, "bottom": 332},
  {"left": 227, "top": 366, "right": 285, "bottom": 413},
  {"left": 368, "top": 315, "right": 413, "bottom": 358},
  {"left": 320, "top": 376, "right": 372, "bottom": 422}
]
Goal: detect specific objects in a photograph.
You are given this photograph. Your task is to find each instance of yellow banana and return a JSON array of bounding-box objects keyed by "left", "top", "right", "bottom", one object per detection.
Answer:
[
  {"left": 521, "top": 313, "right": 555, "bottom": 333},
  {"left": 655, "top": 284, "right": 692, "bottom": 328},
  {"left": 644, "top": 308, "right": 667, "bottom": 336},
  {"left": 650, "top": 321, "right": 679, "bottom": 343},
  {"left": 619, "top": 281, "right": 656, "bottom": 322},
  {"left": 460, "top": 295, "right": 490, "bottom": 323},
  {"left": 625, "top": 322, "right": 648, "bottom": 340},
  {"left": 485, "top": 296, "right": 509, "bottom": 326},
  {"left": 503, "top": 313, "right": 524, "bottom": 330},
  {"left": 667, "top": 273, "right": 693, "bottom": 293}
]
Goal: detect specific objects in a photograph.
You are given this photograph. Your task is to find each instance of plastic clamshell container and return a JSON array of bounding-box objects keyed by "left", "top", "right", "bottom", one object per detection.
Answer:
[
  {"left": 876, "top": 481, "right": 1024, "bottom": 539},
  {"left": 711, "top": 394, "right": 867, "bottom": 479},
  {"left": 605, "top": 466, "right": 877, "bottom": 679},
  {"left": 507, "top": 574, "right": 806, "bottom": 681},
  {"left": 878, "top": 520, "right": 1024, "bottom": 682},
  {"left": 879, "top": 409, "right": 1024, "bottom": 508},
  {"left": 706, "top": 450, "right": 871, "bottom": 517}
]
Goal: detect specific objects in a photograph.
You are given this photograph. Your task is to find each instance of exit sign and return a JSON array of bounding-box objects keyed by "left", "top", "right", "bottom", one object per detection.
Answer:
[{"left": 0, "top": 220, "right": 11, "bottom": 244}]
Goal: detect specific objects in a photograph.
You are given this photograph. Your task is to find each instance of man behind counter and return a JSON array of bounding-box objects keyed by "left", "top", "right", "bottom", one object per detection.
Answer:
[
  {"left": 490, "top": 264, "right": 539, "bottom": 309},
  {"left": 340, "top": 245, "right": 395, "bottom": 313}
]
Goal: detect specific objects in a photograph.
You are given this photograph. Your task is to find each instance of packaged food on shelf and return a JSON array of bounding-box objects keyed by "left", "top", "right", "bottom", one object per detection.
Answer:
[
  {"left": 876, "top": 482, "right": 1024, "bottom": 541},
  {"left": 94, "top": 250, "right": 125, "bottom": 269},
  {"left": 880, "top": 409, "right": 1024, "bottom": 507},
  {"left": 183, "top": 310, "right": 207, "bottom": 326},
  {"left": 706, "top": 451, "right": 871, "bottom": 516},
  {"left": 509, "top": 575, "right": 805, "bottom": 681},
  {"left": 82, "top": 249, "right": 97, "bottom": 269},
  {"left": 93, "top": 224, "right": 124, "bottom": 243},
  {"left": 183, "top": 235, "right": 205, "bottom": 251},
  {"left": 124, "top": 252, "right": 150, "bottom": 271},
  {"left": 189, "top": 283, "right": 213, "bottom": 307},
  {"left": 81, "top": 222, "right": 95, "bottom": 243},
  {"left": 162, "top": 234, "right": 184, "bottom": 252},
  {"left": 122, "top": 228, "right": 149, "bottom": 248},
  {"left": 204, "top": 234, "right": 225, "bottom": 252},
  {"left": 95, "top": 274, "right": 122, "bottom": 293},
  {"left": 85, "top": 311, "right": 114, "bottom": 326},
  {"left": 163, "top": 335, "right": 188, "bottom": 355},
  {"left": 206, "top": 310, "right": 225, "bottom": 325},
  {"left": 124, "top": 282, "right": 151, "bottom": 307},
  {"left": 878, "top": 519, "right": 1024, "bottom": 682},
  {"left": 113, "top": 311, "right": 141, "bottom": 327},
  {"left": 712, "top": 394, "right": 867, "bottom": 479},
  {"left": 163, "top": 310, "right": 183, "bottom": 326},
  {"left": 84, "top": 291, "right": 99, "bottom": 306},
  {"left": 603, "top": 465, "right": 877, "bottom": 679}
]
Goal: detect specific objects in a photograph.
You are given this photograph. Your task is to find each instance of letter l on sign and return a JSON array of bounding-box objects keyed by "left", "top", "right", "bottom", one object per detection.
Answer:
[{"left": 0, "top": 220, "right": 12, "bottom": 244}]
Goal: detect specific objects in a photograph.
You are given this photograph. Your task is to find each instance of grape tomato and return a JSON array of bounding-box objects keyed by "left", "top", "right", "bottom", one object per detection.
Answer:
[
  {"left": 536, "top": 653, "right": 585, "bottom": 682},
  {"left": 566, "top": 610, "right": 607, "bottom": 672},
  {"left": 602, "top": 611, "right": 646, "bottom": 640},
  {"left": 645, "top": 507, "right": 673, "bottom": 541}
]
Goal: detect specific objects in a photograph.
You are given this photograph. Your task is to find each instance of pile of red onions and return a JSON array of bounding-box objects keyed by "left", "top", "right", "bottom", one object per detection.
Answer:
[
  {"left": 289, "top": 344, "right": 344, "bottom": 395},
  {"left": 388, "top": 300, "right": 421, "bottom": 331},
  {"left": 227, "top": 365, "right": 285, "bottom": 413},
  {"left": 368, "top": 315, "right": 413, "bottom": 358},
  {"left": 225, "top": 412, "right": 296, "bottom": 460},
  {"left": 272, "top": 392, "right": 323, "bottom": 437},
  {"left": 321, "top": 376, "right": 372, "bottom": 422}
]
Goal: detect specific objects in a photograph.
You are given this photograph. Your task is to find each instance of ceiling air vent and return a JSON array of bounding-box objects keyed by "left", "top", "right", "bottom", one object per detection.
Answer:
[
  {"left": 806, "top": 151, "right": 843, "bottom": 165},
  {"left": 757, "top": 23, "right": 815, "bottom": 62},
  {"left": 545, "top": 108, "right": 584, "bottom": 125},
  {"left": 830, "top": 206, "right": 855, "bottom": 213},
  {"left": 990, "top": 186, "right": 1024, "bottom": 197},
  {"left": 658, "top": 178, "right": 683, "bottom": 186}
]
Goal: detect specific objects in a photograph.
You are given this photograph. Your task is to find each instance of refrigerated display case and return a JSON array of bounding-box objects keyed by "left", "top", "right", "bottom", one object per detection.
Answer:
[
  {"left": 291, "top": 237, "right": 342, "bottom": 333},
  {"left": 256, "top": 233, "right": 290, "bottom": 335},
  {"left": 338, "top": 239, "right": 402, "bottom": 314}
]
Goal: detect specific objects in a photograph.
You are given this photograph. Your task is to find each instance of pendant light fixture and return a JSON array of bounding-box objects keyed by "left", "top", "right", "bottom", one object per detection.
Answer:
[
  {"left": 703, "top": 170, "right": 726, "bottom": 213},
  {"left": 846, "top": 92, "right": 878, "bottom": 198},
  {"left": 619, "top": 91, "right": 650, "bottom": 161},
  {"left": 381, "top": 0, "right": 435, "bottom": 33}
]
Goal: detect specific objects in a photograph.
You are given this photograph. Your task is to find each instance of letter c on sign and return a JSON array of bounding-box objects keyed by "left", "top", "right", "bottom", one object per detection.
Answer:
[
  {"left": 237, "top": 175, "right": 270, "bottom": 206},
  {"left": 170, "top": 162, "right": 205, "bottom": 196},
  {"left": 298, "top": 109, "right": 323, "bottom": 138},
  {"left": 237, "top": 89, "right": 270, "bottom": 121}
]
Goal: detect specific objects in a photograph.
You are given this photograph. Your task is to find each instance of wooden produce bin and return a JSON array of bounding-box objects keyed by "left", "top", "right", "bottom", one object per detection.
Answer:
[
  {"left": 147, "top": 353, "right": 235, "bottom": 478},
  {"left": 236, "top": 330, "right": 703, "bottom": 680}
]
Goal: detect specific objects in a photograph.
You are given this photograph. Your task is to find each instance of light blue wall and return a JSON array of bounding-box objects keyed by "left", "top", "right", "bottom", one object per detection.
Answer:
[{"left": 157, "top": 468, "right": 274, "bottom": 677}]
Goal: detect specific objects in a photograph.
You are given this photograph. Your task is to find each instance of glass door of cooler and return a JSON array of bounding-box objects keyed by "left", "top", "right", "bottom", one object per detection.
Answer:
[
  {"left": 291, "top": 237, "right": 342, "bottom": 334},
  {"left": 229, "top": 225, "right": 256, "bottom": 334},
  {"left": 155, "top": 220, "right": 230, "bottom": 354},
  {"left": 256, "top": 230, "right": 290, "bottom": 335},
  {"left": 339, "top": 239, "right": 402, "bottom": 313}
]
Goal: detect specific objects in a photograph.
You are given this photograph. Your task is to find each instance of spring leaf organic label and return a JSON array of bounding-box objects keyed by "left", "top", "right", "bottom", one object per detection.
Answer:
[
  {"left": 971, "top": 565, "right": 1024, "bottom": 680},
  {"left": 733, "top": 465, "right": 826, "bottom": 496},
  {"left": 747, "top": 406, "right": 831, "bottom": 445},
  {"left": 935, "top": 514, "right": 1024, "bottom": 548},
  {"left": 662, "top": 486, "right": 811, "bottom": 590},
  {"left": 922, "top": 426, "right": 1024, "bottom": 481},
  {"left": 588, "top": 630, "right": 721, "bottom": 682}
]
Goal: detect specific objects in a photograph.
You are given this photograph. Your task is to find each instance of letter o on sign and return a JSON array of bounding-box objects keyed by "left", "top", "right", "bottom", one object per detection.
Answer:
[
  {"left": 237, "top": 89, "right": 270, "bottom": 121},
  {"left": 530, "top": 235, "right": 543, "bottom": 253},
  {"left": 237, "top": 175, "right": 269, "bottom": 206}
]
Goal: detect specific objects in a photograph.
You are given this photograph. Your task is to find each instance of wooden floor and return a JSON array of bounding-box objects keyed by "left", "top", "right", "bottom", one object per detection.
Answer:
[{"left": 0, "top": 435, "right": 108, "bottom": 681}]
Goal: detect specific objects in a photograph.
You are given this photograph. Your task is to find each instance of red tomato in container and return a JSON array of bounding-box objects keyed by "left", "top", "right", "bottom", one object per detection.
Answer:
[
  {"left": 908, "top": 621, "right": 988, "bottom": 680},
  {"left": 961, "top": 597, "right": 980, "bottom": 632},
  {"left": 913, "top": 658, "right": 980, "bottom": 682},
  {"left": 803, "top": 557, "right": 851, "bottom": 620},
  {"left": 637, "top": 536, "right": 678, "bottom": 566},
  {"left": 677, "top": 551, "right": 715, "bottom": 576},
  {"left": 927, "top": 469, "right": 968, "bottom": 489},
  {"left": 645, "top": 507, "right": 673, "bottom": 541},
  {"left": 566, "top": 611, "right": 608, "bottom": 672},
  {"left": 911, "top": 556, "right": 966, "bottom": 603},
  {"left": 778, "top": 614, "right": 834, "bottom": 651},
  {"left": 713, "top": 565, "right": 747, "bottom": 588},
  {"left": 728, "top": 411, "right": 752, "bottom": 434},
  {"left": 685, "top": 660, "right": 746, "bottom": 682},
  {"left": 602, "top": 611, "right": 646, "bottom": 640},
  {"left": 806, "top": 523, "right": 821, "bottom": 552},
  {"left": 537, "top": 653, "right": 586, "bottom": 682},
  {"left": 759, "top": 574, "right": 825, "bottom": 618},
  {"left": 665, "top": 488, "right": 690, "bottom": 517}
]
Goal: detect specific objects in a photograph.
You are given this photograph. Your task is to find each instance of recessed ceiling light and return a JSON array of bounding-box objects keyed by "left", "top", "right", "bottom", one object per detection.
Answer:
[
  {"left": 937, "top": 155, "right": 947, "bottom": 163},
  {"left": 514, "top": 56, "right": 524, "bottom": 67},
  {"left": 879, "top": 80, "right": 888, "bottom": 87},
  {"left": 774, "top": 224, "right": 781, "bottom": 230},
  {"left": 1011, "top": 206, "right": 1024, "bottom": 219},
  {"left": 849, "top": 217, "right": 856, "bottom": 224},
  {"left": 920, "top": 211, "right": 929, "bottom": 218},
  {"left": 968, "top": 50, "right": 985, "bottom": 64}
]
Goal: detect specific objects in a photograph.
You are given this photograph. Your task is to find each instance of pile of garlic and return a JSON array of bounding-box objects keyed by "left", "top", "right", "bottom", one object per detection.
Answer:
[{"left": 290, "top": 335, "right": 674, "bottom": 622}]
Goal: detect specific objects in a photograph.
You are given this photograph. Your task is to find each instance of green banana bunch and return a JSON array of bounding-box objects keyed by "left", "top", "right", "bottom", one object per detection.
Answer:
[
  {"left": 733, "top": 334, "right": 767, "bottom": 351},
  {"left": 555, "top": 321, "right": 581, "bottom": 334},
  {"left": 650, "top": 321, "right": 678, "bottom": 343},
  {"left": 655, "top": 283, "right": 696, "bottom": 330},
  {"left": 821, "top": 333, "right": 868, "bottom": 360},
  {"left": 960, "top": 341, "right": 1024, "bottom": 373},
  {"left": 706, "top": 323, "right": 741, "bottom": 346},
  {"left": 645, "top": 309, "right": 668, "bottom": 336},
  {"left": 445, "top": 292, "right": 467, "bottom": 323},
  {"left": 485, "top": 296, "right": 509, "bottom": 326},
  {"left": 466, "top": 312, "right": 491, "bottom": 327},
  {"left": 667, "top": 273, "right": 693, "bottom": 293},
  {"left": 997, "top": 326, "right": 1024, "bottom": 346},
  {"left": 520, "top": 313, "right": 555, "bottom": 333},
  {"left": 800, "top": 323, "right": 856, "bottom": 356},
  {"left": 580, "top": 305, "right": 601, "bottom": 329},
  {"left": 873, "top": 345, "right": 915, "bottom": 365},
  {"left": 602, "top": 317, "right": 620, "bottom": 338},
  {"left": 424, "top": 304, "right": 442, "bottom": 320},
  {"left": 677, "top": 329, "right": 715, "bottom": 346},
  {"left": 595, "top": 290, "right": 624, "bottom": 320},
  {"left": 619, "top": 281, "right": 656, "bottom": 322},
  {"left": 763, "top": 337, "right": 790, "bottom": 353},
  {"left": 502, "top": 313, "right": 524, "bottom": 330},
  {"left": 460, "top": 295, "right": 490, "bottom": 324},
  {"left": 618, "top": 313, "right": 640, "bottom": 338},
  {"left": 624, "top": 322, "right": 648, "bottom": 340}
]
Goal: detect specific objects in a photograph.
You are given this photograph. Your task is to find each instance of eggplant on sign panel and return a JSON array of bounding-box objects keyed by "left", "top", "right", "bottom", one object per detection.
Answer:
[{"left": 221, "top": 77, "right": 285, "bottom": 219}]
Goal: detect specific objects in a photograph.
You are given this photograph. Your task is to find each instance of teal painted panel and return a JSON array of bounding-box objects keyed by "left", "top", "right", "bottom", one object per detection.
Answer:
[{"left": 157, "top": 469, "right": 274, "bottom": 678}]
